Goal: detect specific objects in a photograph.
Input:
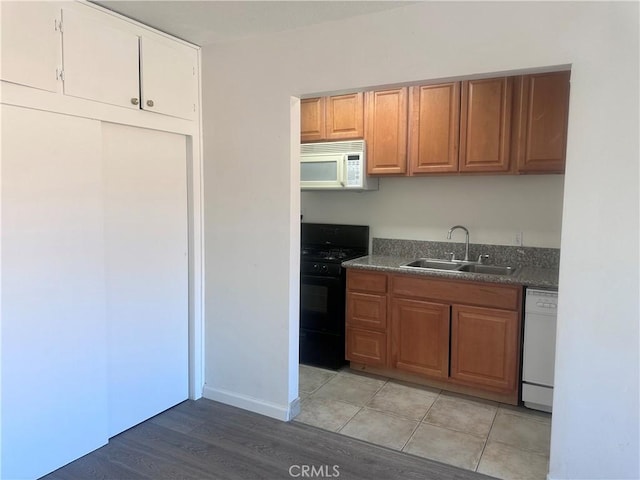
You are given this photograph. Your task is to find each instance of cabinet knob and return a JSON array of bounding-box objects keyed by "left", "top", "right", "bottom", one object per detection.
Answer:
[
  {"left": 130, "top": 98, "right": 139, "bottom": 105},
  {"left": 146, "top": 100, "right": 154, "bottom": 107}
]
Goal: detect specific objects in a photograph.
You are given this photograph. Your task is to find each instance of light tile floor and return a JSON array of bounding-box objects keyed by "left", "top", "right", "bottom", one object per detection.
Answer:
[{"left": 295, "top": 365, "right": 551, "bottom": 480}]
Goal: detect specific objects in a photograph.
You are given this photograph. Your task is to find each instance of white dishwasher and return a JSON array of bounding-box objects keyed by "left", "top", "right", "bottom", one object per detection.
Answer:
[{"left": 522, "top": 288, "right": 558, "bottom": 412}]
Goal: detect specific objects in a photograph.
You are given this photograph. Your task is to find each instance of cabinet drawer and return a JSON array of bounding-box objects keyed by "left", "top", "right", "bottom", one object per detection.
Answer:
[
  {"left": 347, "top": 270, "right": 388, "bottom": 293},
  {"left": 346, "top": 327, "right": 387, "bottom": 367},
  {"left": 391, "top": 274, "right": 520, "bottom": 311},
  {"left": 347, "top": 292, "right": 387, "bottom": 330}
]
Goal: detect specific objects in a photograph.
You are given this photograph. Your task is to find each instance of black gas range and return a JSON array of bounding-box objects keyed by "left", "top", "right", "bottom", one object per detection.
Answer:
[{"left": 299, "top": 223, "right": 369, "bottom": 369}]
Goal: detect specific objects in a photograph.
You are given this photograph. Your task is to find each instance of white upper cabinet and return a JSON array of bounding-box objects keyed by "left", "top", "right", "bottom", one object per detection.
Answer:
[
  {"left": 62, "top": 8, "right": 140, "bottom": 109},
  {"left": 140, "top": 35, "right": 198, "bottom": 120},
  {"left": 1, "top": 2, "right": 199, "bottom": 121},
  {"left": 0, "top": 2, "right": 61, "bottom": 93}
]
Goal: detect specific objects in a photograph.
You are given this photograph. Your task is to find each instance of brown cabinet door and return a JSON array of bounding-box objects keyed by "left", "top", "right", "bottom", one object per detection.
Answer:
[
  {"left": 301, "top": 97, "right": 325, "bottom": 143},
  {"left": 365, "top": 88, "right": 408, "bottom": 175},
  {"left": 346, "top": 327, "right": 387, "bottom": 366},
  {"left": 459, "top": 78, "right": 513, "bottom": 173},
  {"left": 390, "top": 298, "right": 450, "bottom": 379},
  {"left": 347, "top": 292, "right": 387, "bottom": 331},
  {"left": 450, "top": 304, "right": 518, "bottom": 392},
  {"left": 514, "top": 71, "right": 570, "bottom": 173},
  {"left": 409, "top": 83, "right": 460, "bottom": 174},
  {"left": 325, "top": 92, "right": 364, "bottom": 141}
]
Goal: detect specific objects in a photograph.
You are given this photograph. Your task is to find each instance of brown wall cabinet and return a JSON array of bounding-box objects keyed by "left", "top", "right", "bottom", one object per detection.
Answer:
[
  {"left": 513, "top": 71, "right": 570, "bottom": 173},
  {"left": 300, "top": 97, "right": 325, "bottom": 142},
  {"left": 301, "top": 93, "right": 364, "bottom": 143},
  {"left": 407, "top": 77, "right": 513, "bottom": 175},
  {"left": 322, "top": 70, "right": 570, "bottom": 177},
  {"left": 365, "top": 88, "right": 408, "bottom": 175},
  {"left": 459, "top": 77, "right": 513, "bottom": 173},
  {"left": 408, "top": 83, "right": 460, "bottom": 174},
  {"left": 346, "top": 269, "right": 523, "bottom": 404}
]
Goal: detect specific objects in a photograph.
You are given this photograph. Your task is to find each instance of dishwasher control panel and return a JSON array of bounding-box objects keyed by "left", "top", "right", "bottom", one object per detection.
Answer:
[{"left": 525, "top": 289, "right": 558, "bottom": 314}]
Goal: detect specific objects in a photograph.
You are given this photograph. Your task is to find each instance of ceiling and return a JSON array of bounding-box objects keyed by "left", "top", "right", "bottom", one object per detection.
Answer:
[{"left": 92, "top": 1, "right": 415, "bottom": 46}]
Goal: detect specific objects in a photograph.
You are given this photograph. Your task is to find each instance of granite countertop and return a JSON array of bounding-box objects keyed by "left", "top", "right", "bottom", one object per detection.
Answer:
[{"left": 342, "top": 255, "right": 559, "bottom": 289}]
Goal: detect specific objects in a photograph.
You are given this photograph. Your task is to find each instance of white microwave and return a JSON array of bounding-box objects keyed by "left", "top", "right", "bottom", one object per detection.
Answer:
[{"left": 300, "top": 140, "right": 378, "bottom": 191}]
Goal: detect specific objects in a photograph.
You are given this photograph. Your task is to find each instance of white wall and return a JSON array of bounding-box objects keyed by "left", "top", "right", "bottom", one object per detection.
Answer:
[
  {"left": 303, "top": 175, "right": 564, "bottom": 248},
  {"left": 201, "top": 2, "right": 639, "bottom": 478}
]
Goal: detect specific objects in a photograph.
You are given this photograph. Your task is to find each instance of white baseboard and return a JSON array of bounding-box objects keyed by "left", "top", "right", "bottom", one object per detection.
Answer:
[
  {"left": 203, "top": 385, "right": 300, "bottom": 421},
  {"left": 289, "top": 396, "right": 301, "bottom": 419}
]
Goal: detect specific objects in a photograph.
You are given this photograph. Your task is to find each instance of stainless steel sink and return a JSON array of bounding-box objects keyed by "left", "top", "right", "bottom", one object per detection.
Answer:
[
  {"left": 400, "top": 258, "right": 516, "bottom": 276},
  {"left": 458, "top": 264, "right": 517, "bottom": 275},
  {"left": 401, "top": 259, "right": 464, "bottom": 271}
]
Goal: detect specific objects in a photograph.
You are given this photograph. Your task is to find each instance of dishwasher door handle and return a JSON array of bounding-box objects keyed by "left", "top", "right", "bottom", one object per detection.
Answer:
[{"left": 535, "top": 301, "right": 557, "bottom": 309}]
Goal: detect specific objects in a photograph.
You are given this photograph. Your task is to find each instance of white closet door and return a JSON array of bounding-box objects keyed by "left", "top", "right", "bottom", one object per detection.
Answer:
[
  {"left": 62, "top": 7, "right": 140, "bottom": 109},
  {"left": 0, "top": 2, "right": 61, "bottom": 92},
  {"left": 1, "top": 105, "right": 108, "bottom": 479},
  {"left": 102, "top": 123, "right": 188, "bottom": 437}
]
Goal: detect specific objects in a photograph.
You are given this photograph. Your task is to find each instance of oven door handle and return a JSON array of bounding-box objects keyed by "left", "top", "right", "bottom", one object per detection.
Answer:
[{"left": 300, "top": 274, "right": 343, "bottom": 284}]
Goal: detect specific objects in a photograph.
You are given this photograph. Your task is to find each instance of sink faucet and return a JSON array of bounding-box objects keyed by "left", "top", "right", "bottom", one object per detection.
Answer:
[{"left": 447, "top": 225, "right": 470, "bottom": 262}]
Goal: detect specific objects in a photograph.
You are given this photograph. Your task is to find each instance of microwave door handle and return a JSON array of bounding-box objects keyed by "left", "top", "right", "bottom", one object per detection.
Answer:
[{"left": 340, "top": 155, "right": 346, "bottom": 187}]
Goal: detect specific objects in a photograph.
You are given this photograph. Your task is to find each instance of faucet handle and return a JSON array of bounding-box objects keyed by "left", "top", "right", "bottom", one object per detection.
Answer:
[
  {"left": 477, "top": 254, "right": 489, "bottom": 264},
  {"left": 446, "top": 252, "right": 456, "bottom": 261}
]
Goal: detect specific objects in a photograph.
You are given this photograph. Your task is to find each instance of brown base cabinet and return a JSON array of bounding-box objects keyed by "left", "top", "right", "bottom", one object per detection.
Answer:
[
  {"left": 450, "top": 305, "right": 519, "bottom": 392},
  {"left": 346, "top": 327, "right": 386, "bottom": 367},
  {"left": 345, "top": 270, "right": 388, "bottom": 367},
  {"left": 347, "top": 292, "right": 387, "bottom": 330},
  {"left": 346, "top": 269, "right": 523, "bottom": 405},
  {"left": 390, "top": 298, "right": 449, "bottom": 379}
]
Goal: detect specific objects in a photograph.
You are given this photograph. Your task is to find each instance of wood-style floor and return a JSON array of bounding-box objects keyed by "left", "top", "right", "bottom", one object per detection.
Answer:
[{"left": 42, "top": 399, "right": 495, "bottom": 480}]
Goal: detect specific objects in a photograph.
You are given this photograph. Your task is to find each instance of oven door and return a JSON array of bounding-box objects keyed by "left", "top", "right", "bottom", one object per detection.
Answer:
[{"left": 299, "top": 273, "right": 345, "bottom": 334}]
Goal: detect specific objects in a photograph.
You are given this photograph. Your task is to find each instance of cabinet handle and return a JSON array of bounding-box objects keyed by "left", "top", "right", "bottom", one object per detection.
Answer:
[
  {"left": 130, "top": 98, "right": 139, "bottom": 105},
  {"left": 146, "top": 100, "right": 154, "bottom": 107}
]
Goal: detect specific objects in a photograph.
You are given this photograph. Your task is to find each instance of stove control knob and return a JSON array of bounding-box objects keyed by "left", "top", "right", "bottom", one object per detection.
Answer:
[
  {"left": 313, "top": 264, "right": 319, "bottom": 272},
  {"left": 321, "top": 265, "right": 328, "bottom": 272}
]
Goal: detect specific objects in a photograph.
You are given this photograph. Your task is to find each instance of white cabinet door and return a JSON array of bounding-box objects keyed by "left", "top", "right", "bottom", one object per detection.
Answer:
[
  {"left": 102, "top": 123, "right": 189, "bottom": 437},
  {"left": 62, "top": 7, "right": 140, "bottom": 109},
  {"left": 0, "top": 2, "right": 61, "bottom": 92},
  {"left": 140, "top": 35, "right": 198, "bottom": 120},
  {"left": 1, "top": 105, "right": 108, "bottom": 480}
]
